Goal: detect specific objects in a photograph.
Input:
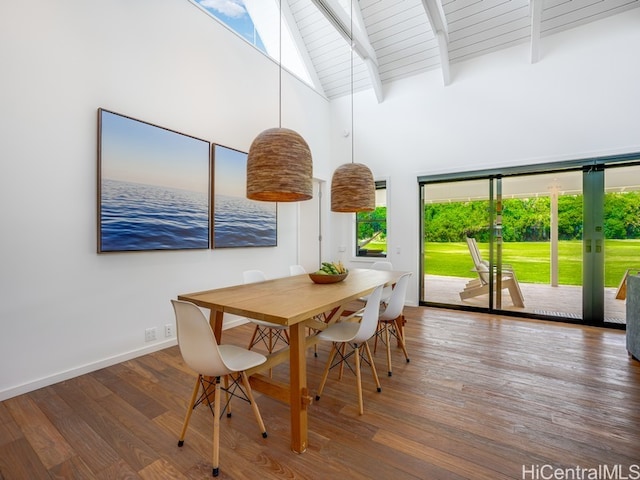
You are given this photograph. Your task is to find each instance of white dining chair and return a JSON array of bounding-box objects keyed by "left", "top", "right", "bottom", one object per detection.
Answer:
[
  {"left": 171, "top": 299, "right": 267, "bottom": 478},
  {"left": 359, "top": 261, "right": 394, "bottom": 305},
  {"left": 374, "top": 272, "right": 412, "bottom": 377},
  {"left": 314, "top": 285, "right": 384, "bottom": 415},
  {"left": 244, "top": 270, "right": 290, "bottom": 354},
  {"left": 289, "top": 264, "right": 306, "bottom": 276}
]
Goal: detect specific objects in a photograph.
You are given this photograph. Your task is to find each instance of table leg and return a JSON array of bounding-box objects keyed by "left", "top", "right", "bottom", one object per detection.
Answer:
[
  {"left": 209, "top": 309, "right": 224, "bottom": 342},
  {"left": 289, "top": 322, "right": 308, "bottom": 453}
]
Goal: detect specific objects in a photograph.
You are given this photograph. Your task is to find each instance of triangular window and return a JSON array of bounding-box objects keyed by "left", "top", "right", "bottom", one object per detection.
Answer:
[{"left": 192, "top": 0, "right": 313, "bottom": 87}]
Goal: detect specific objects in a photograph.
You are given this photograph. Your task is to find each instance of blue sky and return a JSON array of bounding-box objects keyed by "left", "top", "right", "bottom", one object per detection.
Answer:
[
  {"left": 195, "top": 0, "right": 265, "bottom": 52},
  {"left": 214, "top": 144, "right": 247, "bottom": 198},
  {"left": 100, "top": 110, "right": 210, "bottom": 194}
]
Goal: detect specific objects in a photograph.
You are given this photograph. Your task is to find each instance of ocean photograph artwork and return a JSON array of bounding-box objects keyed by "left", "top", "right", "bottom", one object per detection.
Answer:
[
  {"left": 213, "top": 145, "right": 277, "bottom": 248},
  {"left": 98, "top": 109, "right": 211, "bottom": 252}
]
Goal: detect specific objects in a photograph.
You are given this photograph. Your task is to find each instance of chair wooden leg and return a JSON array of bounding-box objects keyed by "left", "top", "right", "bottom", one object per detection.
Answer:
[
  {"left": 315, "top": 344, "right": 338, "bottom": 400},
  {"left": 247, "top": 325, "right": 260, "bottom": 350},
  {"left": 396, "top": 314, "right": 406, "bottom": 347},
  {"left": 178, "top": 375, "right": 201, "bottom": 446},
  {"left": 393, "top": 318, "right": 410, "bottom": 363},
  {"left": 384, "top": 322, "right": 393, "bottom": 376},
  {"left": 308, "top": 327, "right": 318, "bottom": 357},
  {"left": 363, "top": 341, "right": 381, "bottom": 394},
  {"left": 506, "top": 279, "right": 525, "bottom": 308},
  {"left": 223, "top": 375, "right": 231, "bottom": 418},
  {"left": 212, "top": 377, "right": 221, "bottom": 477},
  {"left": 373, "top": 323, "right": 381, "bottom": 354},
  {"left": 265, "top": 329, "right": 275, "bottom": 378},
  {"left": 354, "top": 345, "right": 363, "bottom": 415},
  {"left": 267, "top": 328, "right": 274, "bottom": 354},
  {"left": 240, "top": 371, "right": 267, "bottom": 437},
  {"left": 338, "top": 343, "right": 346, "bottom": 380}
]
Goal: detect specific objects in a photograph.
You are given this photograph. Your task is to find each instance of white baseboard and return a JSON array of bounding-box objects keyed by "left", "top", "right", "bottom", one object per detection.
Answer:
[
  {"left": 0, "top": 315, "right": 254, "bottom": 402},
  {"left": 0, "top": 338, "right": 178, "bottom": 402}
]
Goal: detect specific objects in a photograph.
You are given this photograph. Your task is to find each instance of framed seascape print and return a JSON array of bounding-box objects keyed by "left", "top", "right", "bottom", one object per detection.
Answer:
[
  {"left": 97, "top": 108, "right": 211, "bottom": 252},
  {"left": 212, "top": 144, "right": 277, "bottom": 248}
]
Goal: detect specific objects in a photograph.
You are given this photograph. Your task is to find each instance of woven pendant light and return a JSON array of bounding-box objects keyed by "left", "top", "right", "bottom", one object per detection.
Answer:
[
  {"left": 247, "top": 127, "right": 313, "bottom": 201},
  {"left": 330, "top": 0, "right": 375, "bottom": 213},
  {"left": 331, "top": 163, "right": 375, "bottom": 212},
  {"left": 246, "top": 0, "right": 313, "bottom": 203}
]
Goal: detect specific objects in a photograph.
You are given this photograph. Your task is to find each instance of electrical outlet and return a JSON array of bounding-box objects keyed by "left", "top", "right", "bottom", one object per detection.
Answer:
[
  {"left": 145, "top": 327, "right": 157, "bottom": 342},
  {"left": 165, "top": 324, "right": 175, "bottom": 338}
]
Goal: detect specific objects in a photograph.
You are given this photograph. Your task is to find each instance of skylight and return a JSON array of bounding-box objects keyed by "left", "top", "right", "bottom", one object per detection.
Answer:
[{"left": 192, "top": 0, "right": 314, "bottom": 87}]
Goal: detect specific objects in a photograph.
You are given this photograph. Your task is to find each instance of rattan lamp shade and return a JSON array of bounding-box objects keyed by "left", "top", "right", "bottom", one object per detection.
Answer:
[
  {"left": 330, "top": 163, "right": 375, "bottom": 212},
  {"left": 246, "top": 127, "right": 313, "bottom": 202}
]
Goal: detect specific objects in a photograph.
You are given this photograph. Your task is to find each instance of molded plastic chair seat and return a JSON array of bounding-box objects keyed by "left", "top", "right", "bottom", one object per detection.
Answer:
[
  {"left": 171, "top": 299, "right": 267, "bottom": 477},
  {"left": 217, "top": 344, "right": 266, "bottom": 372},
  {"left": 315, "top": 285, "right": 384, "bottom": 415},
  {"left": 316, "top": 321, "right": 361, "bottom": 343},
  {"left": 247, "top": 318, "right": 287, "bottom": 329}
]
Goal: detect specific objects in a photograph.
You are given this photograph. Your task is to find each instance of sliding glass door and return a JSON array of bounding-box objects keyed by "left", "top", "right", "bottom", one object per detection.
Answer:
[
  {"left": 500, "top": 171, "right": 584, "bottom": 320},
  {"left": 420, "top": 156, "right": 640, "bottom": 326},
  {"left": 604, "top": 164, "right": 640, "bottom": 324},
  {"left": 422, "top": 172, "right": 585, "bottom": 320},
  {"left": 422, "top": 178, "right": 491, "bottom": 309}
]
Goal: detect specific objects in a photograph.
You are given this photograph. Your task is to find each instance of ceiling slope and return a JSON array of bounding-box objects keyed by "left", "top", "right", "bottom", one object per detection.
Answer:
[{"left": 285, "top": 0, "right": 639, "bottom": 102}]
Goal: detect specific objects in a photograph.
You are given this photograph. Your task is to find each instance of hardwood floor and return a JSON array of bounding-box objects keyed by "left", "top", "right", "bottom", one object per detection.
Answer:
[{"left": 1, "top": 307, "right": 639, "bottom": 479}]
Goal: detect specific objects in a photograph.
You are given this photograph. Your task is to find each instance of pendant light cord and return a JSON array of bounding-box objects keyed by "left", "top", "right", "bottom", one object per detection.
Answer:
[
  {"left": 279, "top": 0, "right": 283, "bottom": 128},
  {"left": 350, "top": 0, "right": 354, "bottom": 164}
]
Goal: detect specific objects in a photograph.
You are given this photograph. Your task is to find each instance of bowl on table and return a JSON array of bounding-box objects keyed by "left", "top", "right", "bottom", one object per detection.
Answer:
[{"left": 308, "top": 272, "right": 348, "bottom": 284}]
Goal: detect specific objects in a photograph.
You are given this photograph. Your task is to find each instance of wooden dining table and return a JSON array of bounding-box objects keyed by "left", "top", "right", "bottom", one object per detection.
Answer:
[{"left": 177, "top": 267, "right": 405, "bottom": 453}]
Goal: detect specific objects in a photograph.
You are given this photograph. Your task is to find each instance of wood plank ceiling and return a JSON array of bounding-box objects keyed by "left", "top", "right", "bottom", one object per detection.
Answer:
[{"left": 285, "top": 0, "right": 639, "bottom": 102}]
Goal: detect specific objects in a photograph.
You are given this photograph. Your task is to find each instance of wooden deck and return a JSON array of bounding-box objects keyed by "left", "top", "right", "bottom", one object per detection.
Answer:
[
  {"left": 424, "top": 275, "right": 627, "bottom": 324},
  {"left": 1, "top": 307, "right": 638, "bottom": 479}
]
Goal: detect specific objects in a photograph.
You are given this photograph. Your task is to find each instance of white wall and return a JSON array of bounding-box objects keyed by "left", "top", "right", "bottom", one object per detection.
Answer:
[
  {"left": 329, "top": 9, "right": 640, "bottom": 304},
  {"left": 0, "top": 0, "right": 330, "bottom": 400}
]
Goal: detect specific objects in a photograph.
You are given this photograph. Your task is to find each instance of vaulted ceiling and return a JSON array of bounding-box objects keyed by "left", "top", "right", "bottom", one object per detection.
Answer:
[{"left": 281, "top": 0, "right": 639, "bottom": 102}]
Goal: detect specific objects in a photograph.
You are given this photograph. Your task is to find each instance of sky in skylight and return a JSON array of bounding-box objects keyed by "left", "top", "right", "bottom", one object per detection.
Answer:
[
  {"left": 194, "top": 0, "right": 266, "bottom": 52},
  {"left": 191, "top": 0, "right": 314, "bottom": 88}
]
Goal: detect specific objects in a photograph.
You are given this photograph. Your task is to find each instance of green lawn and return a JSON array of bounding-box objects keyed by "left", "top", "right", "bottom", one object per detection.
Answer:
[{"left": 424, "top": 240, "right": 640, "bottom": 287}]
